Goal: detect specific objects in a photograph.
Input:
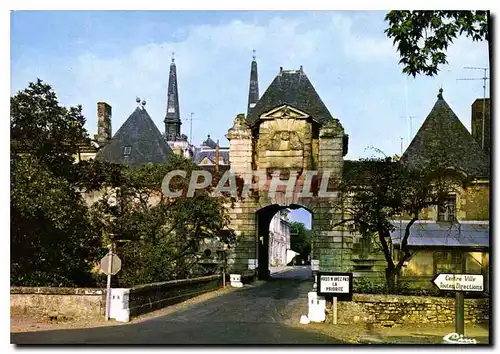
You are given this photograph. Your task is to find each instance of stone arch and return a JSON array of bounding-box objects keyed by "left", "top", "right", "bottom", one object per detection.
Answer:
[{"left": 255, "top": 203, "right": 315, "bottom": 280}]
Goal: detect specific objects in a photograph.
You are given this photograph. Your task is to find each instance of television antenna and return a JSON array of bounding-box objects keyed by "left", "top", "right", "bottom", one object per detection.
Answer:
[
  {"left": 457, "top": 67, "right": 489, "bottom": 150},
  {"left": 186, "top": 112, "right": 197, "bottom": 145},
  {"left": 401, "top": 76, "right": 418, "bottom": 147}
]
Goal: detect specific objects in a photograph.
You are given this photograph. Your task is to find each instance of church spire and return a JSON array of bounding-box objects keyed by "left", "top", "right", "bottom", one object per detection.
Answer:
[
  {"left": 247, "top": 49, "right": 259, "bottom": 116},
  {"left": 164, "top": 52, "right": 181, "bottom": 141}
]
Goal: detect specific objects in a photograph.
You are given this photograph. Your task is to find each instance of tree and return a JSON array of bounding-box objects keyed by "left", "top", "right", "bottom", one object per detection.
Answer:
[
  {"left": 336, "top": 157, "right": 470, "bottom": 293},
  {"left": 90, "top": 154, "right": 236, "bottom": 287},
  {"left": 10, "top": 79, "right": 123, "bottom": 286},
  {"left": 289, "top": 221, "right": 311, "bottom": 264},
  {"left": 11, "top": 155, "right": 104, "bottom": 286},
  {"left": 384, "top": 11, "right": 490, "bottom": 77}
]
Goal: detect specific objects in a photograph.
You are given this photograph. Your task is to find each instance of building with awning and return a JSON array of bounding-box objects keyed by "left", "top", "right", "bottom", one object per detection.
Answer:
[
  {"left": 390, "top": 222, "right": 489, "bottom": 251},
  {"left": 389, "top": 220, "right": 489, "bottom": 293}
]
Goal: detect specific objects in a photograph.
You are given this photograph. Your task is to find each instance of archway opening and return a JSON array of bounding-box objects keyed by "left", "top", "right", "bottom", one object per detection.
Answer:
[{"left": 256, "top": 204, "right": 312, "bottom": 280}]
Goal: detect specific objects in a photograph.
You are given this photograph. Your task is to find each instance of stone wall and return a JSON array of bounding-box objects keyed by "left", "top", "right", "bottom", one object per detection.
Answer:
[
  {"left": 334, "top": 294, "right": 489, "bottom": 327},
  {"left": 128, "top": 275, "right": 222, "bottom": 317},
  {"left": 10, "top": 287, "right": 106, "bottom": 319}
]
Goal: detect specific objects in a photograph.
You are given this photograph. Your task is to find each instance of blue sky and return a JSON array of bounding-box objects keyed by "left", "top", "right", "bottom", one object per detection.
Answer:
[
  {"left": 11, "top": 10, "right": 489, "bottom": 161},
  {"left": 289, "top": 208, "right": 311, "bottom": 229}
]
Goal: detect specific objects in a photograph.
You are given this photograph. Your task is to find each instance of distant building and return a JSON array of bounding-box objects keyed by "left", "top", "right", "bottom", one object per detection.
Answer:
[
  {"left": 163, "top": 54, "right": 193, "bottom": 159},
  {"left": 96, "top": 100, "right": 173, "bottom": 169},
  {"left": 193, "top": 135, "right": 229, "bottom": 167},
  {"left": 268, "top": 209, "right": 291, "bottom": 266}
]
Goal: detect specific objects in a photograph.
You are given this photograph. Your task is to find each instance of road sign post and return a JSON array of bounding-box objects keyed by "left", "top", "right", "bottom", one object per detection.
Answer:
[
  {"left": 456, "top": 252, "right": 466, "bottom": 336},
  {"left": 332, "top": 296, "right": 337, "bottom": 325},
  {"left": 105, "top": 250, "right": 112, "bottom": 321},
  {"left": 431, "top": 254, "right": 484, "bottom": 337},
  {"left": 100, "top": 250, "right": 122, "bottom": 321}
]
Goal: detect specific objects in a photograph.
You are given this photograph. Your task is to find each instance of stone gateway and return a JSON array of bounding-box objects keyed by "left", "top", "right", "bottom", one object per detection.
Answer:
[{"left": 225, "top": 66, "right": 367, "bottom": 280}]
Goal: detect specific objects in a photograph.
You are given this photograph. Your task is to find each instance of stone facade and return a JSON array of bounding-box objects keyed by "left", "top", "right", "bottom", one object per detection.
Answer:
[
  {"left": 225, "top": 106, "right": 355, "bottom": 279},
  {"left": 334, "top": 294, "right": 489, "bottom": 327}
]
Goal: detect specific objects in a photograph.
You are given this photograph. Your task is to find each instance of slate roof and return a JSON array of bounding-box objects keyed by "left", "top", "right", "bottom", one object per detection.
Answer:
[
  {"left": 246, "top": 68, "right": 334, "bottom": 126},
  {"left": 401, "top": 89, "right": 489, "bottom": 178},
  {"left": 193, "top": 148, "right": 230, "bottom": 165},
  {"left": 201, "top": 135, "right": 218, "bottom": 149},
  {"left": 96, "top": 106, "right": 173, "bottom": 168},
  {"left": 390, "top": 222, "right": 489, "bottom": 250}
]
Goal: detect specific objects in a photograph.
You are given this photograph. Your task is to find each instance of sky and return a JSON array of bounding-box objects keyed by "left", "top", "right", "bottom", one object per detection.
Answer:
[
  {"left": 10, "top": 10, "right": 490, "bottom": 231},
  {"left": 10, "top": 11, "right": 490, "bottom": 160},
  {"left": 289, "top": 208, "right": 311, "bottom": 229}
]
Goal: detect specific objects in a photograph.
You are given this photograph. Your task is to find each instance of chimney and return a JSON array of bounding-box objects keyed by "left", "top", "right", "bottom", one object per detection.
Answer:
[
  {"left": 97, "top": 102, "right": 112, "bottom": 147},
  {"left": 215, "top": 139, "right": 220, "bottom": 176},
  {"left": 471, "top": 98, "right": 490, "bottom": 155}
]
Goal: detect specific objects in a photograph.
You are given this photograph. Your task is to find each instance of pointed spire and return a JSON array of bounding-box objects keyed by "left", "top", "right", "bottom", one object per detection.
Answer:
[
  {"left": 247, "top": 49, "right": 259, "bottom": 116},
  {"left": 164, "top": 52, "right": 181, "bottom": 141}
]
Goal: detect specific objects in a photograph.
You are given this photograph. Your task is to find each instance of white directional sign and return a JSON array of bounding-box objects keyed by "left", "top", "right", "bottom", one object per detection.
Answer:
[{"left": 432, "top": 273, "right": 484, "bottom": 292}]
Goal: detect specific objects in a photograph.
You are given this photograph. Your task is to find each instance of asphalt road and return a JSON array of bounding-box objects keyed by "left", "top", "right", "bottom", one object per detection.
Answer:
[{"left": 12, "top": 266, "right": 343, "bottom": 345}]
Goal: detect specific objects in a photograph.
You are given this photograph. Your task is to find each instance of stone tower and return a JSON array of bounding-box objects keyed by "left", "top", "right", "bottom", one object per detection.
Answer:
[
  {"left": 226, "top": 66, "right": 352, "bottom": 280},
  {"left": 164, "top": 53, "right": 181, "bottom": 141},
  {"left": 247, "top": 50, "right": 259, "bottom": 117}
]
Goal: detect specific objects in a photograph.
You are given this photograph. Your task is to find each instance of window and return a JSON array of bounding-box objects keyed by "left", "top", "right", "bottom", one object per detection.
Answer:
[
  {"left": 123, "top": 145, "right": 132, "bottom": 157},
  {"left": 438, "top": 195, "right": 456, "bottom": 222},
  {"left": 435, "top": 251, "right": 461, "bottom": 273}
]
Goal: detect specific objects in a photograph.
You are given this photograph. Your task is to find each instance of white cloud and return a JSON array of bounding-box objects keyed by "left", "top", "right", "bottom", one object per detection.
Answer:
[{"left": 10, "top": 11, "right": 489, "bottom": 159}]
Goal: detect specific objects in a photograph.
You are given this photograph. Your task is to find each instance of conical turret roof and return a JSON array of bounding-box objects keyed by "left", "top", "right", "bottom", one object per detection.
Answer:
[{"left": 402, "top": 89, "right": 489, "bottom": 177}]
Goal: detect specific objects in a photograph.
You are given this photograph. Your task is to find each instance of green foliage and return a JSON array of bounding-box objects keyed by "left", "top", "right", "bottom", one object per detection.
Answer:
[
  {"left": 10, "top": 79, "right": 122, "bottom": 287},
  {"left": 11, "top": 79, "right": 89, "bottom": 179},
  {"left": 11, "top": 155, "right": 105, "bottom": 286},
  {"left": 10, "top": 79, "right": 236, "bottom": 288},
  {"left": 384, "top": 11, "right": 489, "bottom": 76},
  {"left": 353, "top": 278, "right": 394, "bottom": 294},
  {"left": 338, "top": 156, "right": 470, "bottom": 293},
  {"left": 353, "top": 278, "right": 412, "bottom": 295},
  {"left": 289, "top": 221, "right": 311, "bottom": 263},
  {"left": 90, "top": 157, "right": 236, "bottom": 287}
]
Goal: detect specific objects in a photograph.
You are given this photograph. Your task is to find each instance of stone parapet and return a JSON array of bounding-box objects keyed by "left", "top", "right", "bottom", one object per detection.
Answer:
[{"left": 334, "top": 294, "right": 489, "bottom": 327}]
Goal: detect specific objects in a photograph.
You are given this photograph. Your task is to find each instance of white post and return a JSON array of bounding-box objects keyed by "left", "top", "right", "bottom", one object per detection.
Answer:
[
  {"left": 332, "top": 297, "right": 337, "bottom": 325},
  {"left": 105, "top": 249, "right": 113, "bottom": 321},
  {"left": 222, "top": 251, "right": 226, "bottom": 288}
]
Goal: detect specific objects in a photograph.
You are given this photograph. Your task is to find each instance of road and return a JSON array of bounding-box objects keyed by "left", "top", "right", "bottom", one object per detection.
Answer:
[{"left": 12, "top": 266, "right": 343, "bottom": 344}]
